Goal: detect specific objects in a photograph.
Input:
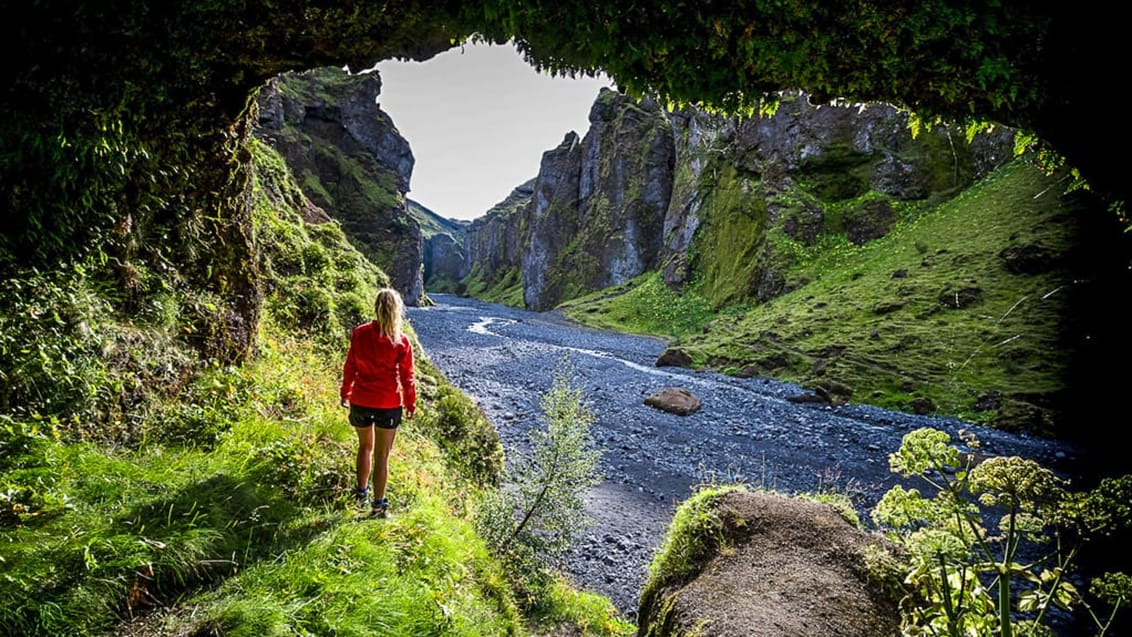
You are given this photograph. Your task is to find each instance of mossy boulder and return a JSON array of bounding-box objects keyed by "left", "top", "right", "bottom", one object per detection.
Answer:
[{"left": 638, "top": 489, "right": 903, "bottom": 637}]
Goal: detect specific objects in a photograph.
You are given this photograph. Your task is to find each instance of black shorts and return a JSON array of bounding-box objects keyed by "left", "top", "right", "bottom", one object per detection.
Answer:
[{"left": 349, "top": 405, "right": 402, "bottom": 430}]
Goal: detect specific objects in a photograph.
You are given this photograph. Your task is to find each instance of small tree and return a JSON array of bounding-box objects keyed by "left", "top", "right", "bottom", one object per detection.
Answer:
[
  {"left": 475, "top": 355, "right": 603, "bottom": 604},
  {"left": 872, "top": 427, "right": 1132, "bottom": 636}
]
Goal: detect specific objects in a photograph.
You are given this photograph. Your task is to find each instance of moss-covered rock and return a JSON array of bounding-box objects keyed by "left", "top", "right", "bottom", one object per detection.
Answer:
[
  {"left": 254, "top": 66, "right": 426, "bottom": 305},
  {"left": 638, "top": 488, "right": 903, "bottom": 637}
]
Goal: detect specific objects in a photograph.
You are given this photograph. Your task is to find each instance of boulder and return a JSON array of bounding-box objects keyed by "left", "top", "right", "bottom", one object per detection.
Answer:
[
  {"left": 637, "top": 490, "right": 903, "bottom": 637},
  {"left": 645, "top": 387, "right": 702, "bottom": 416},
  {"left": 656, "top": 347, "right": 693, "bottom": 367},
  {"left": 1000, "top": 242, "right": 1055, "bottom": 275}
]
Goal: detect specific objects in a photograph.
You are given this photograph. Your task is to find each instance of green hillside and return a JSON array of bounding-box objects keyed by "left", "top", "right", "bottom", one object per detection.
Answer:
[
  {"left": 562, "top": 158, "right": 1123, "bottom": 439},
  {"left": 0, "top": 139, "right": 631, "bottom": 637},
  {"left": 409, "top": 198, "right": 467, "bottom": 240}
]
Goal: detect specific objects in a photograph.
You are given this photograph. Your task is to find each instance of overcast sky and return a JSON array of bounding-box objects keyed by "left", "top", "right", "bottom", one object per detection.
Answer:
[{"left": 375, "top": 42, "right": 614, "bottom": 222}]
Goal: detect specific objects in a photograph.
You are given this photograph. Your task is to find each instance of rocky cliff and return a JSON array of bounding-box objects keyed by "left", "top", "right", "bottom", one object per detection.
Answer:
[
  {"left": 410, "top": 198, "right": 468, "bottom": 290},
  {"left": 521, "top": 90, "right": 677, "bottom": 310},
  {"left": 461, "top": 181, "right": 532, "bottom": 289},
  {"left": 254, "top": 66, "right": 426, "bottom": 305},
  {"left": 689, "top": 92, "right": 1014, "bottom": 308},
  {"left": 461, "top": 89, "right": 1015, "bottom": 312}
]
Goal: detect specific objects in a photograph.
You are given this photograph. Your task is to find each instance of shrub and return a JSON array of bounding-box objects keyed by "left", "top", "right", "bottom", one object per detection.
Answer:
[
  {"left": 418, "top": 382, "right": 504, "bottom": 488},
  {"left": 474, "top": 356, "right": 602, "bottom": 607}
]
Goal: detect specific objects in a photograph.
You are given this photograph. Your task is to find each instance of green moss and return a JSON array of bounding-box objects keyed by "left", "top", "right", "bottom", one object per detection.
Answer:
[
  {"left": 906, "top": 126, "right": 980, "bottom": 199},
  {"left": 460, "top": 263, "right": 525, "bottom": 308},
  {"left": 560, "top": 271, "right": 713, "bottom": 340},
  {"left": 408, "top": 199, "right": 465, "bottom": 240},
  {"left": 637, "top": 484, "right": 747, "bottom": 636},
  {"left": 797, "top": 143, "right": 872, "bottom": 201},
  {"left": 301, "top": 171, "right": 333, "bottom": 206},
  {"left": 689, "top": 163, "right": 771, "bottom": 308}
]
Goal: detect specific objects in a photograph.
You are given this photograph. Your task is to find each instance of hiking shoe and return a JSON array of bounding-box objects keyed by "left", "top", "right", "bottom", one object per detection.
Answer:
[
  {"left": 354, "top": 487, "right": 370, "bottom": 508},
  {"left": 372, "top": 497, "right": 388, "bottom": 518}
]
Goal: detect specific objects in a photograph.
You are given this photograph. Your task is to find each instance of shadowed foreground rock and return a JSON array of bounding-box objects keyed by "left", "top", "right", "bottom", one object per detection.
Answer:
[{"left": 637, "top": 490, "right": 903, "bottom": 637}]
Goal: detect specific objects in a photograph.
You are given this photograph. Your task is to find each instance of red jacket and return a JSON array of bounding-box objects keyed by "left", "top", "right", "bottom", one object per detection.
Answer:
[{"left": 340, "top": 322, "right": 416, "bottom": 411}]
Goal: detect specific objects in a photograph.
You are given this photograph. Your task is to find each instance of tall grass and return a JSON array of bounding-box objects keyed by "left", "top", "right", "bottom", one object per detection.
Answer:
[{"left": 0, "top": 321, "right": 631, "bottom": 636}]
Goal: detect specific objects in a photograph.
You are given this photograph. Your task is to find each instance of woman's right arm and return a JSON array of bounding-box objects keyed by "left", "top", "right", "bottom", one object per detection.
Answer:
[{"left": 398, "top": 336, "right": 417, "bottom": 417}]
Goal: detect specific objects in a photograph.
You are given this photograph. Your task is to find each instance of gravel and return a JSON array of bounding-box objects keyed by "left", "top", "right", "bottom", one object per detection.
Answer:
[{"left": 407, "top": 293, "right": 1084, "bottom": 621}]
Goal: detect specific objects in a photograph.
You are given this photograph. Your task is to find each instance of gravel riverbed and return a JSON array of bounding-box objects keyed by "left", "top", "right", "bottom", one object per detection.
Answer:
[{"left": 407, "top": 293, "right": 1083, "bottom": 621}]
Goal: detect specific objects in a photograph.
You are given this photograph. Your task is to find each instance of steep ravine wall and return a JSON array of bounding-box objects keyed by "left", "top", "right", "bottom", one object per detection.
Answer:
[
  {"left": 249, "top": 72, "right": 1014, "bottom": 323},
  {"left": 515, "top": 90, "right": 679, "bottom": 310},
  {"left": 460, "top": 89, "right": 1015, "bottom": 311}
]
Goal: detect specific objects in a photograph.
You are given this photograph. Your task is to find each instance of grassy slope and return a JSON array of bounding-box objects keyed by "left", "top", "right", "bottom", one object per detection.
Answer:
[
  {"left": 563, "top": 158, "right": 1090, "bottom": 434},
  {"left": 0, "top": 140, "right": 632, "bottom": 637},
  {"left": 408, "top": 198, "right": 465, "bottom": 240},
  {"left": 461, "top": 261, "right": 527, "bottom": 307}
]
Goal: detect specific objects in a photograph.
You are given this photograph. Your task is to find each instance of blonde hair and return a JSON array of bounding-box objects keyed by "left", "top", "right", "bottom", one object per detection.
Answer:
[{"left": 373, "top": 288, "right": 404, "bottom": 342}]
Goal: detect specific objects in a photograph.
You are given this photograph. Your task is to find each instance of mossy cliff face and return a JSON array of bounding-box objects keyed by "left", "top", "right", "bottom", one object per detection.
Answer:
[
  {"left": 254, "top": 67, "right": 426, "bottom": 305},
  {"left": 472, "top": 88, "right": 677, "bottom": 311},
  {"left": 413, "top": 199, "right": 469, "bottom": 290},
  {"left": 573, "top": 90, "right": 675, "bottom": 300},
  {"left": 660, "top": 109, "right": 735, "bottom": 289},
  {"left": 688, "top": 93, "right": 1016, "bottom": 309},
  {"left": 458, "top": 179, "right": 534, "bottom": 299},
  {"left": 521, "top": 132, "right": 585, "bottom": 310},
  {"left": 465, "top": 89, "right": 1015, "bottom": 312}
]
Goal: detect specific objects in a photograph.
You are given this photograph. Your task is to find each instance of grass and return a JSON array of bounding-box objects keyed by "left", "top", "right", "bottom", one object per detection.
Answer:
[
  {"left": 460, "top": 263, "right": 526, "bottom": 308},
  {"left": 0, "top": 320, "right": 632, "bottom": 637},
  {"left": 0, "top": 325, "right": 489, "bottom": 636},
  {"left": 560, "top": 271, "right": 716, "bottom": 341}
]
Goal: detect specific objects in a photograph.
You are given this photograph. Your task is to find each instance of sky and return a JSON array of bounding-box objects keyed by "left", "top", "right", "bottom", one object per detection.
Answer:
[{"left": 375, "top": 42, "right": 614, "bottom": 222}]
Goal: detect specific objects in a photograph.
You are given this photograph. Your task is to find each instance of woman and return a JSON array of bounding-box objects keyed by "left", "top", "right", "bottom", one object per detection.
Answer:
[{"left": 340, "top": 287, "right": 416, "bottom": 517}]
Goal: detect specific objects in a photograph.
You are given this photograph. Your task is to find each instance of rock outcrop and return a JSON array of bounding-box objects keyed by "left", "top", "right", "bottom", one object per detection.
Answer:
[
  {"left": 521, "top": 132, "right": 585, "bottom": 310},
  {"left": 410, "top": 198, "right": 468, "bottom": 288},
  {"left": 637, "top": 490, "right": 903, "bottom": 637},
  {"left": 461, "top": 179, "right": 534, "bottom": 291},
  {"left": 423, "top": 231, "right": 465, "bottom": 286},
  {"left": 522, "top": 90, "right": 676, "bottom": 310},
  {"left": 254, "top": 66, "right": 426, "bottom": 305},
  {"left": 462, "top": 89, "right": 680, "bottom": 310},
  {"left": 660, "top": 108, "right": 733, "bottom": 289}
]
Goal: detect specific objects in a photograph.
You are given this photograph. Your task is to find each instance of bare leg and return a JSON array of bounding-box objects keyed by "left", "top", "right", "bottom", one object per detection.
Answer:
[
  {"left": 355, "top": 426, "right": 375, "bottom": 491},
  {"left": 372, "top": 427, "right": 398, "bottom": 502}
]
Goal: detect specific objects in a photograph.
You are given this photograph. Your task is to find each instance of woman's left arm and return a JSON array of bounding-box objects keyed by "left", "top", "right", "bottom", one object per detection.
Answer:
[{"left": 399, "top": 336, "right": 417, "bottom": 418}]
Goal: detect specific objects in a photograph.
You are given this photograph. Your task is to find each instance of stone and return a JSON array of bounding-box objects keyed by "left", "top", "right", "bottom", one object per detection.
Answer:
[
  {"left": 644, "top": 387, "right": 702, "bottom": 416},
  {"left": 655, "top": 347, "right": 693, "bottom": 367},
  {"left": 637, "top": 490, "right": 903, "bottom": 637}
]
